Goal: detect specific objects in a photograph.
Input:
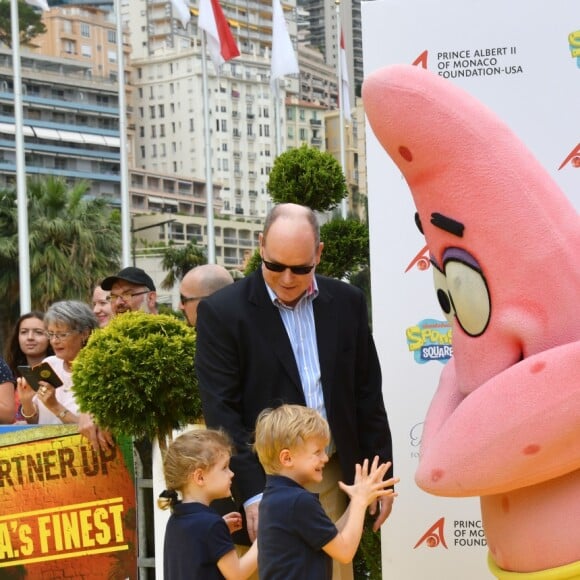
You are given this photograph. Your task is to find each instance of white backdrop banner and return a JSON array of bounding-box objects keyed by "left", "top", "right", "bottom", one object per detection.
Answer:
[{"left": 361, "top": 1, "right": 579, "bottom": 578}]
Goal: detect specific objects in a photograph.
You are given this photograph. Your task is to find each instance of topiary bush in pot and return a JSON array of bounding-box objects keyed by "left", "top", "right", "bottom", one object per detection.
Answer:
[{"left": 72, "top": 311, "right": 200, "bottom": 452}]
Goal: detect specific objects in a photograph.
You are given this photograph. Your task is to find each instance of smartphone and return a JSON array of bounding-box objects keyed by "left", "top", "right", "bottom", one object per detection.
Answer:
[{"left": 17, "top": 362, "right": 63, "bottom": 391}]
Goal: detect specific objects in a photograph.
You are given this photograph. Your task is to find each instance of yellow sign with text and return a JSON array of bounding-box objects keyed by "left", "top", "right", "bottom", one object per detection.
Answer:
[{"left": 0, "top": 425, "right": 136, "bottom": 578}]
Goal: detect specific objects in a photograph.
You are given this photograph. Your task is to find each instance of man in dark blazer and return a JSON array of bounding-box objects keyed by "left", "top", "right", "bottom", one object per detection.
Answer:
[{"left": 195, "top": 204, "right": 393, "bottom": 552}]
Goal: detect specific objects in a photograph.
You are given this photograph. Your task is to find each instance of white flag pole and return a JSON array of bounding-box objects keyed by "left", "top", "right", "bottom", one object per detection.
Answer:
[
  {"left": 11, "top": 0, "right": 31, "bottom": 312},
  {"left": 335, "top": 0, "right": 347, "bottom": 219},
  {"left": 201, "top": 33, "right": 216, "bottom": 264},
  {"left": 115, "top": 0, "right": 131, "bottom": 267},
  {"left": 274, "top": 80, "right": 282, "bottom": 157}
]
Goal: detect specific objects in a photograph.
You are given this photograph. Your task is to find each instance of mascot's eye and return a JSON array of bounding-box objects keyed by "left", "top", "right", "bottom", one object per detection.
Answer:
[
  {"left": 444, "top": 260, "right": 490, "bottom": 337},
  {"left": 432, "top": 267, "right": 454, "bottom": 323}
]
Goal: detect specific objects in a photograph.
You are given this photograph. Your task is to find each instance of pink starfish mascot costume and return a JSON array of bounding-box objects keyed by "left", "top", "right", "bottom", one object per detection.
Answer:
[{"left": 363, "top": 64, "right": 580, "bottom": 579}]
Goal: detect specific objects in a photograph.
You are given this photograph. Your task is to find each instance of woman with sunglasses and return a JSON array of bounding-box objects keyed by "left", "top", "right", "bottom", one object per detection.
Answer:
[
  {"left": 5, "top": 310, "right": 55, "bottom": 423},
  {"left": 17, "top": 301, "right": 98, "bottom": 425}
]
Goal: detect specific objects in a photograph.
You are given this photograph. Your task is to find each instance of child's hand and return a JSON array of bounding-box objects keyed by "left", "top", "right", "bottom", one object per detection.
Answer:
[
  {"left": 222, "top": 511, "right": 243, "bottom": 534},
  {"left": 338, "top": 457, "right": 399, "bottom": 507}
]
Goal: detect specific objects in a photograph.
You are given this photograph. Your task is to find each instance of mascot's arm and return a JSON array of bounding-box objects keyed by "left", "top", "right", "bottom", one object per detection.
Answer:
[
  {"left": 415, "top": 340, "right": 580, "bottom": 497},
  {"left": 419, "top": 358, "right": 465, "bottom": 451}
]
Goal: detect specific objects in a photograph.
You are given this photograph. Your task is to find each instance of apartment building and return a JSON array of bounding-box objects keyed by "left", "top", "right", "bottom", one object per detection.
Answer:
[{"left": 0, "top": 48, "right": 121, "bottom": 197}]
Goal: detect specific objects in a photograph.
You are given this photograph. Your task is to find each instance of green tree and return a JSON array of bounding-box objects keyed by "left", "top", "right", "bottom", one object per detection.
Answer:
[
  {"left": 0, "top": 177, "right": 121, "bottom": 343},
  {"left": 159, "top": 239, "right": 206, "bottom": 290},
  {"left": 317, "top": 217, "right": 369, "bottom": 280},
  {"left": 0, "top": 0, "right": 46, "bottom": 48},
  {"left": 267, "top": 144, "right": 347, "bottom": 211}
]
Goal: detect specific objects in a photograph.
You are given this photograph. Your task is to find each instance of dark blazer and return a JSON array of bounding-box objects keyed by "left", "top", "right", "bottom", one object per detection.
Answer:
[{"left": 195, "top": 268, "right": 393, "bottom": 504}]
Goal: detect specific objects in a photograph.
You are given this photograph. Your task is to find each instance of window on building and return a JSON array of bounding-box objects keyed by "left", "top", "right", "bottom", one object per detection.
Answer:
[
  {"left": 286, "top": 108, "right": 294, "bottom": 121},
  {"left": 139, "top": 126, "right": 145, "bottom": 137},
  {"left": 160, "top": 124, "right": 165, "bottom": 137},
  {"left": 151, "top": 126, "right": 156, "bottom": 138},
  {"left": 81, "top": 44, "right": 92, "bottom": 57},
  {"left": 140, "top": 145, "right": 146, "bottom": 158},
  {"left": 299, "top": 128, "right": 307, "bottom": 141},
  {"left": 299, "top": 109, "right": 306, "bottom": 121},
  {"left": 159, "top": 104, "right": 165, "bottom": 118},
  {"left": 107, "top": 30, "right": 116, "bottom": 43},
  {"left": 80, "top": 23, "right": 90, "bottom": 38},
  {"left": 150, "top": 106, "right": 156, "bottom": 119},
  {"left": 107, "top": 50, "right": 116, "bottom": 63}
]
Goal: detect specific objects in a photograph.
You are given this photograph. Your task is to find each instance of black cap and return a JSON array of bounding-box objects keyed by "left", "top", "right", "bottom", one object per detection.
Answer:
[{"left": 101, "top": 267, "right": 156, "bottom": 291}]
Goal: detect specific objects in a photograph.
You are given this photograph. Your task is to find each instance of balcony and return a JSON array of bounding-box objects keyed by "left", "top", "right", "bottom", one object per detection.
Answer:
[{"left": 310, "top": 119, "right": 322, "bottom": 126}]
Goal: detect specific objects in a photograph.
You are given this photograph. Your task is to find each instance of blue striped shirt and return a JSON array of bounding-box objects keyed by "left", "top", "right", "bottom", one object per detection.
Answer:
[{"left": 264, "top": 280, "right": 326, "bottom": 422}]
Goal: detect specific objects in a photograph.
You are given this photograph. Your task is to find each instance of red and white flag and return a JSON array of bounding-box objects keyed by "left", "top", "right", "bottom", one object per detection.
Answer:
[
  {"left": 25, "top": 0, "right": 50, "bottom": 11},
  {"left": 199, "top": 0, "right": 240, "bottom": 71},
  {"left": 169, "top": 0, "right": 191, "bottom": 29},
  {"left": 270, "top": 0, "right": 299, "bottom": 86},
  {"left": 340, "top": 29, "right": 352, "bottom": 122}
]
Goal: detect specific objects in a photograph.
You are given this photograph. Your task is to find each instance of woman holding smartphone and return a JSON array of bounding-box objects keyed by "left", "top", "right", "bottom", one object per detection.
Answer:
[
  {"left": 5, "top": 310, "right": 54, "bottom": 422},
  {"left": 17, "top": 301, "right": 98, "bottom": 425}
]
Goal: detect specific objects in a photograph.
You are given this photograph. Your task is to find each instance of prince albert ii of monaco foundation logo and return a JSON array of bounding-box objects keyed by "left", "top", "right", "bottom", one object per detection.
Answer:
[{"left": 414, "top": 517, "right": 448, "bottom": 549}]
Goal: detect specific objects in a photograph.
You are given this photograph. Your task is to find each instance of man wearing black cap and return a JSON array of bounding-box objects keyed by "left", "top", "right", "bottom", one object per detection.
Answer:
[{"left": 101, "top": 267, "right": 158, "bottom": 315}]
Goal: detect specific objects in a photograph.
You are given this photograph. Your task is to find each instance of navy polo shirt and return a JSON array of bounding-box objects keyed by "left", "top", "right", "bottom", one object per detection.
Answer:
[
  {"left": 164, "top": 502, "right": 234, "bottom": 580},
  {"left": 258, "top": 475, "right": 338, "bottom": 579}
]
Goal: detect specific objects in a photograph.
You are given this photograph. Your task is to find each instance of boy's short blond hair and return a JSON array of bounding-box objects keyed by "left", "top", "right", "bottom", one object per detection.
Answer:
[{"left": 254, "top": 404, "right": 330, "bottom": 475}]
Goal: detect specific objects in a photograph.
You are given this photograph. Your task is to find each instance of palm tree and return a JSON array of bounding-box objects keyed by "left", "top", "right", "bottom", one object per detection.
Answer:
[
  {"left": 0, "top": 177, "right": 121, "bottom": 344},
  {"left": 160, "top": 240, "right": 206, "bottom": 290}
]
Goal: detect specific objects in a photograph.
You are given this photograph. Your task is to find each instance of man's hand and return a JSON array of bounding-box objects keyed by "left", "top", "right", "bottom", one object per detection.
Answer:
[
  {"left": 78, "top": 413, "right": 114, "bottom": 451},
  {"left": 369, "top": 493, "right": 394, "bottom": 531},
  {"left": 245, "top": 501, "right": 260, "bottom": 542}
]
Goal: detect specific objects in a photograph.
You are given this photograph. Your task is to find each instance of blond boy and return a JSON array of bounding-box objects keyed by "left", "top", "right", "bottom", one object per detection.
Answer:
[{"left": 254, "top": 405, "right": 398, "bottom": 579}]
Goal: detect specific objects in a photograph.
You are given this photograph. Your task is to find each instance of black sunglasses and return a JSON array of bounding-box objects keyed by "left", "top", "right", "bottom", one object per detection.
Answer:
[
  {"left": 262, "top": 260, "right": 315, "bottom": 276},
  {"left": 180, "top": 294, "right": 208, "bottom": 305}
]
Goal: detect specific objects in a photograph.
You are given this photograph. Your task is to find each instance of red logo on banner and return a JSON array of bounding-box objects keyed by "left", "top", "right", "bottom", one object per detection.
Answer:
[
  {"left": 414, "top": 517, "right": 448, "bottom": 549},
  {"left": 405, "top": 244, "right": 431, "bottom": 273},
  {"left": 412, "top": 50, "right": 428, "bottom": 69},
  {"left": 558, "top": 143, "right": 580, "bottom": 170}
]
